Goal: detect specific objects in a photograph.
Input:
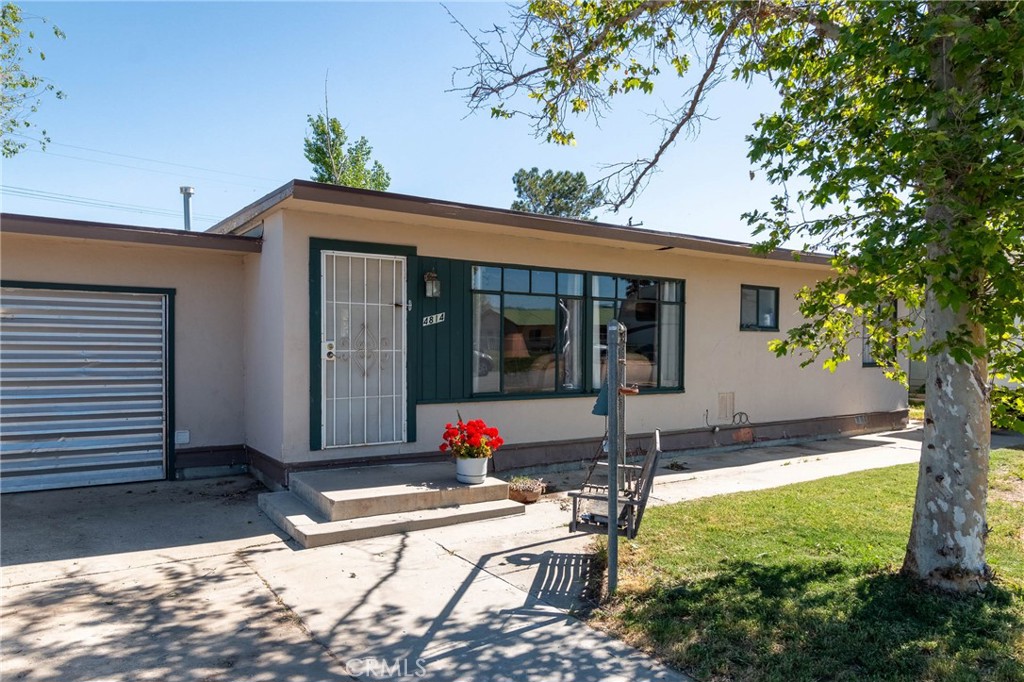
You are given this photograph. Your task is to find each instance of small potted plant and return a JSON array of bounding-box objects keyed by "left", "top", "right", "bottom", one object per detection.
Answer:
[
  {"left": 507, "top": 476, "right": 545, "bottom": 504},
  {"left": 440, "top": 418, "right": 504, "bottom": 484}
]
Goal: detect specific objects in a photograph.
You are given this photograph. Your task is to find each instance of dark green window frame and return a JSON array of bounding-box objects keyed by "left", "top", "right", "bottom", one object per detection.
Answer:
[
  {"left": 470, "top": 266, "right": 585, "bottom": 396},
  {"left": 740, "top": 284, "right": 780, "bottom": 332},
  {"left": 591, "top": 276, "right": 683, "bottom": 390},
  {"left": 469, "top": 264, "right": 684, "bottom": 397}
]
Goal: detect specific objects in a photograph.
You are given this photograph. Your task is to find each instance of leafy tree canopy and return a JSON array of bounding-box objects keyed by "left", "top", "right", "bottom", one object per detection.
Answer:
[
  {"left": 511, "top": 167, "right": 605, "bottom": 219},
  {"left": 457, "top": 0, "right": 1024, "bottom": 593},
  {"left": 1, "top": 1, "right": 65, "bottom": 158},
  {"left": 303, "top": 113, "right": 390, "bottom": 191},
  {"left": 457, "top": 0, "right": 1023, "bottom": 425}
]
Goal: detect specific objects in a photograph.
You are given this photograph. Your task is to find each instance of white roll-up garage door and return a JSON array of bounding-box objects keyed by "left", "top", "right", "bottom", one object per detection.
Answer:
[{"left": 0, "top": 286, "right": 169, "bottom": 492}]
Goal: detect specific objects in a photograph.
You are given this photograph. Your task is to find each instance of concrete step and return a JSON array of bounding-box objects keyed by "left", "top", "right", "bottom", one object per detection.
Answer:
[
  {"left": 259, "top": 490, "right": 525, "bottom": 548},
  {"left": 289, "top": 463, "right": 509, "bottom": 521}
]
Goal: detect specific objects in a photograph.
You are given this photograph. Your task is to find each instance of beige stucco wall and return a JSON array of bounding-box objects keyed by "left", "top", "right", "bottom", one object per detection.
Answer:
[
  {"left": 0, "top": 232, "right": 247, "bottom": 449},
  {"left": 240, "top": 214, "right": 287, "bottom": 458},
  {"left": 260, "top": 207, "right": 906, "bottom": 465}
]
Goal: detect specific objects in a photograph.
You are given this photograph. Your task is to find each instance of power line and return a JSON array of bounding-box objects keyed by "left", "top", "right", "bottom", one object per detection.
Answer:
[
  {"left": 12, "top": 133, "right": 281, "bottom": 184},
  {"left": 21, "top": 148, "right": 274, "bottom": 191},
  {"left": 2, "top": 185, "right": 221, "bottom": 223}
]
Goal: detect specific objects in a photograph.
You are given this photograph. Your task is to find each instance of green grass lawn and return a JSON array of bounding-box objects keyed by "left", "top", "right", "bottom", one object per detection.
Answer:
[{"left": 591, "top": 448, "right": 1024, "bottom": 682}]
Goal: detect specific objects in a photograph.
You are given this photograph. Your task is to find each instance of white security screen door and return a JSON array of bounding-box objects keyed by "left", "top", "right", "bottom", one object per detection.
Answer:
[{"left": 321, "top": 252, "right": 407, "bottom": 447}]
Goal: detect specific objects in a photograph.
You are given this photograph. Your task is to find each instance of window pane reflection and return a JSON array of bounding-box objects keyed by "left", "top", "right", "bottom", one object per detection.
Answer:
[
  {"left": 472, "top": 293, "right": 502, "bottom": 393},
  {"left": 503, "top": 294, "right": 556, "bottom": 393}
]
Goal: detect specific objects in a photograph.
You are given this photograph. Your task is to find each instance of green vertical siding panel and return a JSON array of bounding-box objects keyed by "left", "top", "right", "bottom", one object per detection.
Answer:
[
  {"left": 418, "top": 257, "right": 439, "bottom": 401},
  {"left": 416, "top": 257, "right": 470, "bottom": 403},
  {"left": 435, "top": 258, "right": 452, "bottom": 398}
]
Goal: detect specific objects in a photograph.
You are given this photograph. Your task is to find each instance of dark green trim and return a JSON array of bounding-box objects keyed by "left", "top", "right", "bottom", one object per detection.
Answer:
[
  {"left": 309, "top": 237, "right": 418, "bottom": 260},
  {"left": 417, "top": 385, "right": 684, "bottom": 405},
  {"left": 1, "top": 279, "right": 178, "bottom": 480},
  {"left": 165, "top": 292, "right": 177, "bottom": 479},
  {"left": 308, "top": 238, "right": 418, "bottom": 452},
  {"left": 308, "top": 247, "right": 321, "bottom": 451},
  {"left": 680, "top": 280, "right": 687, "bottom": 392},
  {"left": 1, "top": 279, "right": 176, "bottom": 296},
  {"left": 461, "top": 261, "right": 475, "bottom": 398}
]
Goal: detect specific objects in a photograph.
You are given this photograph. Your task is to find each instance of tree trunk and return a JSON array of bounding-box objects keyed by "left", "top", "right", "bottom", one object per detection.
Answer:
[
  {"left": 901, "top": 0, "right": 992, "bottom": 593},
  {"left": 901, "top": 248, "right": 991, "bottom": 592}
]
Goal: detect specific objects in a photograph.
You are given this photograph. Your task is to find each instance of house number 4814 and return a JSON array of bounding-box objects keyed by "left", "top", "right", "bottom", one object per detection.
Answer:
[{"left": 422, "top": 312, "right": 446, "bottom": 327}]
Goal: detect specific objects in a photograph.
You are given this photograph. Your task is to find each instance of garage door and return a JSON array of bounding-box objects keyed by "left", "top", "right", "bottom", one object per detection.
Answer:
[{"left": 0, "top": 286, "right": 169, "bottom": 492}]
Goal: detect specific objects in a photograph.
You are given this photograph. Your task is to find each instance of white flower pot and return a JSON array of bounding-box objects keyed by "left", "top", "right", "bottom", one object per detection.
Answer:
[{"left": 456, "top": 457, "right": 489, "bottom": 484}]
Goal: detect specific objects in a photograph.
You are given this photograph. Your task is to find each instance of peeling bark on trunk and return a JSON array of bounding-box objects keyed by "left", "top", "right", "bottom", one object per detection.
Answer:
[
  {"left": 901, "top": 250, "right": 991, "bottom": 592},
  {"left": 900, "top": 0, "right": 992, "bottom": 593}
]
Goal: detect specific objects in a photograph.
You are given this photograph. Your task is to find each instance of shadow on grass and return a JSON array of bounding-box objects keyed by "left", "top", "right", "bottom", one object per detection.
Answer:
[{"left": 611, "top": 560, "right": 1024, "bottom": 682}]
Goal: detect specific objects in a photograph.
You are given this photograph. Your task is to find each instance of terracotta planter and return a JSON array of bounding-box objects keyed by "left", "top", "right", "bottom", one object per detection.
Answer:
[
  {"left": 455, "top": 456, "right": 489, "bottom": 484},
  {"left": 509, "top": 488, "right": 542, "bottom": 504}
]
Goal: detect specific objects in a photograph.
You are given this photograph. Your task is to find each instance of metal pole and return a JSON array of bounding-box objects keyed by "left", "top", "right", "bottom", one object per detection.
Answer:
[
  {"left": 180, "top": 186, "right": 195, "bottom": 231},
  {"left": 606, "top": 319, "right": 626, "bottom": 596}
]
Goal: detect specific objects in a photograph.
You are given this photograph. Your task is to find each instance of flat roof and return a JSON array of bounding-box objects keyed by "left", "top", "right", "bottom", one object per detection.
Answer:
[
  {"left": 1, "top": 213, "right": 261, "bottom": 253},
  {"left": 208, "top": 180, "right": 831, "bottom": 266}
]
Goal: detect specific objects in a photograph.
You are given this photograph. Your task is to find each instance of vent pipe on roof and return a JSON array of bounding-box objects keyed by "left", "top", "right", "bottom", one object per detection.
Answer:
[{"left": 180, "top": 186, "right": 195, "bottom": 231}]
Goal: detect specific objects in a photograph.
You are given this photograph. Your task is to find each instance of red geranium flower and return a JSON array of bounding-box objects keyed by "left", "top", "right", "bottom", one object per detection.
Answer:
[{"left": 440, "top": 416, "right": 504, "bottom": 459}]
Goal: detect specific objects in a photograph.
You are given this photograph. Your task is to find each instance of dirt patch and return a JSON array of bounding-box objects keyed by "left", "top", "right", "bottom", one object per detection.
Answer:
[
  {"left": 991, "top": 476, "right": 1024, "bottom": 505},
  {"left": 193, "top": 478, "right": 266, "bottom": 505}
]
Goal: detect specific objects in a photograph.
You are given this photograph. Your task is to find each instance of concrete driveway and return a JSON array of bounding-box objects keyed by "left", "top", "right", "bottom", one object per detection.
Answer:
[
  {"left": 1, "top": 476, "right": 680, "bottom": 681},
  {"left": 3, "top": 427, "right": 1020, "bottom": 681}
]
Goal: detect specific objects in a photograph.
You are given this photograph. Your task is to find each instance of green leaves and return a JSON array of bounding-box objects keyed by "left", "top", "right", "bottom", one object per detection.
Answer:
[
  {"left": 741, "top": 1, "right": 1024, "bottom": 414},
  {"left": 462, "top": 0, "right": 1023, "bottom": 426},
  {"left": 510, "top": 166, "right": 605, "bottom": 219},
  {"left": 1, "top": 2, "right": 66, "bottom": 158},
  {"left": 303, "top": 114, "right": 391, "bottom": 191}
]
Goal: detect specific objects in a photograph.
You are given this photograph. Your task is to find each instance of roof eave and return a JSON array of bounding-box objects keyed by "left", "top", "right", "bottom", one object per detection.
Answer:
[
  {"left": 2, "top": 213, "right": 262, "bottom": 253},
  {"left": 206, "top": 180, "right": 832, "bottom": 266}
]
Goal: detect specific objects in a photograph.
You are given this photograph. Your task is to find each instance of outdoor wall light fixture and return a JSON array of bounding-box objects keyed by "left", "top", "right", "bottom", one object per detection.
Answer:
[{"left": 424, "top": 270, "right": 441, "bottom": 298}]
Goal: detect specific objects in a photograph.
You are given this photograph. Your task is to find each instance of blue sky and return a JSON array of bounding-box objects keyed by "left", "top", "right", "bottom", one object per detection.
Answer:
[{"left": 3, "top": 2, "right": 782, "bottom": 241}]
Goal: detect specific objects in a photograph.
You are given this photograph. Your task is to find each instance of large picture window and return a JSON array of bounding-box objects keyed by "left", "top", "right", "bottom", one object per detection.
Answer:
[{"left": 471, "top": 265, "right": 682, "bottom": 395}]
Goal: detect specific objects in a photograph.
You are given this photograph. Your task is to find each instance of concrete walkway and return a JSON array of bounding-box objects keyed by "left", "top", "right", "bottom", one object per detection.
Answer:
[{"left": 2, "top": 427, "right": 1021, "bottom": 681}]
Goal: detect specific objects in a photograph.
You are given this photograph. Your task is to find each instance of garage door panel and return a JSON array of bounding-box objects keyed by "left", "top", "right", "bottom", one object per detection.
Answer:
[
  {"left": 0, "top": 463, "right": 165, "bottom": 493},
  {"left": 1, "top": 319, "right": 164, "bottom": 333},
  {"left": 2, "top": 347, "right": 164, "bottom": 359},
  {"left": 1, "top": 400, "right": 163, "bottom": 418},
  {"left": 2, "top": 434, "right": 165, "bottom": 458},
  {"left": 0, "top": 286, "right": 168, "bottom": 492},
  {"left": 1, "top": 414, "right": 165, "bottom": 437},
  {"left": 1, "top": 366, "right": 164, "bottom": 381}
]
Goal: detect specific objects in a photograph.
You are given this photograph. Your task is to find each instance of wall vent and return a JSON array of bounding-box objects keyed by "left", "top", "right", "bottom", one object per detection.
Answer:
[{"left": 718, "top": 392, "right": 735, "bottom": 421}]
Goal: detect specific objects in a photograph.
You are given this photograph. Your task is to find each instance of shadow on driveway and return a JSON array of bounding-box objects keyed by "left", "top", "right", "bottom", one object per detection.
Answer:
[{"left": 1, "top": 547, "right": 340, "bottom": 681}]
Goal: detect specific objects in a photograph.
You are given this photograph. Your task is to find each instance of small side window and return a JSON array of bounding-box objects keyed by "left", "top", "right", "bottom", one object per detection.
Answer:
[
  {"left": 862, "top": 302, "right": 897, "bottom": 367},
  {"left": 740, "top": 285, "right": 779, "bottom": 331}
]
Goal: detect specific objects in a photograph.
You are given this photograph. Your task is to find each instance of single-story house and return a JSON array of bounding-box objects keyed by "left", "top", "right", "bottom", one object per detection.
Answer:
[{"left": 0, "top": 180, "right": 907, "bottom": 493}]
